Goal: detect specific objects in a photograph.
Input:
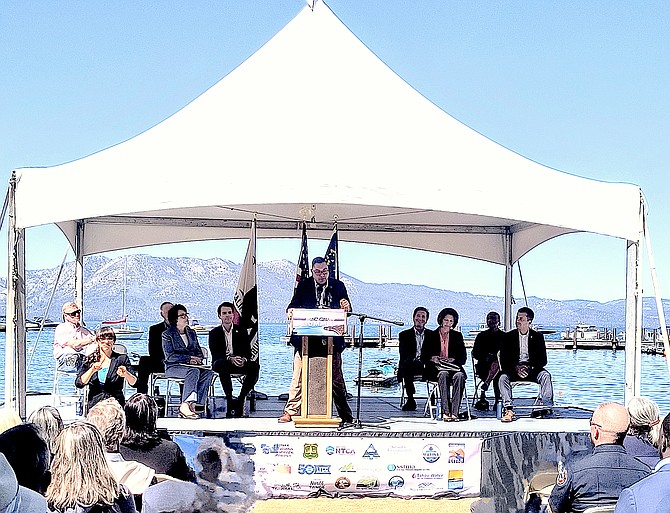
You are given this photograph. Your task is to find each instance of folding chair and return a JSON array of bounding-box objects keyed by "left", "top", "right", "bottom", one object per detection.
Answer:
[{"left": 424, "top": 378, "right": 471, "bottom": 421}]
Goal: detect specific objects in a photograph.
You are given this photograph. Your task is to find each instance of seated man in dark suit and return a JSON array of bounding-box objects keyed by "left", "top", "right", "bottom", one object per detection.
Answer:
[
  {"left": 498, "top": 306, "right": 554, "bottom": 422},
  {"left": 397, "top": 306, "right": 430, "bottom": 411},
  {"left": 136, "top": 301, "right": 172, "bottom": 394},
  {"left": 208, "top": 301, "right": 260, "bottom": 418},
  {"left": 471, "top": 311, "right": 504, "bottom": 411}
]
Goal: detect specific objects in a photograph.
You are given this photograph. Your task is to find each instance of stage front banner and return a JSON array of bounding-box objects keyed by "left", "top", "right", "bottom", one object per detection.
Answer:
[{"left": 248, "top": 435, "right": 482, "bottom": 498}]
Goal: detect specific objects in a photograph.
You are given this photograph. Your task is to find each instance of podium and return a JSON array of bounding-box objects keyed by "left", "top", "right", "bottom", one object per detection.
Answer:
[{"left": 290, "top": 308, "right": 346, "bottom": 428}]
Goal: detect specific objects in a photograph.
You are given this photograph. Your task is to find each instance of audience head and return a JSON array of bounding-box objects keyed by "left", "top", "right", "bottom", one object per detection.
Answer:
[
  {"left": 28, "top": 406, "right": 64, "bottom": 455},
  {"left": 0, "top": 423, "right": 51, "bottom": 494},
  {"left": 626, "top": 396, "right": 662, "bottom": 447},
  {"left": 61, "top": 301, "right": 82, "bottom": 324},
  {"left": 167, "top": 303, "right": 188, "bottom": 327},
  {"left": 486, "top": 311, "right": 501, "bottom": 330},
  {"left": 0, "top": 408, "right": 21, "bottom": 435},
  {"left": 160, "top": 301, "right": 174, "bottom": 322},
  {"left": 87, "top": 398, "right": 126, "bottom": 452},
  {"left": 122, "top": 393, "right": 160, "bottom": 447},
  {"left": 590, "top": 402, "right": 630, "bottom": 446},
  {"left": 196, "top": 439, "right": 232, "bottom": 483},
  {"left": 46, "top": 422, "right": 119, "bottom": 511},
  {"left": 660, "top": 412, "right": 670, "bottom": 458},
  {"left": 437, "top": 307, "right": 459, "bottom": 329}
]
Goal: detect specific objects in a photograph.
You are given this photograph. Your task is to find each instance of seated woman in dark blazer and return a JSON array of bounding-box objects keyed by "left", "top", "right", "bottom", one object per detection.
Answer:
[
  {"left": 421, "top": 307, "right": 467, "bottom": 422},
  {"left": 76, "top": 326, "right": 137, "bottom": 410},
  {"left": 162, "top": 304, "right": 215, "bottom": 419}
]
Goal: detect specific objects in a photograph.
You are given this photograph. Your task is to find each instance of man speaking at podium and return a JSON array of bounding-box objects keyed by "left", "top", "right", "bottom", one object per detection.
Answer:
[{"left": 279, "top": 257, "right": 354, "bottom": 427}]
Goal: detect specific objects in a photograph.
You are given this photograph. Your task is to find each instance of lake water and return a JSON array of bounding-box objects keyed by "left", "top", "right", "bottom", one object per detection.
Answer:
[{"left": 2, "top": 322, "right": 670, "bottom": 414}]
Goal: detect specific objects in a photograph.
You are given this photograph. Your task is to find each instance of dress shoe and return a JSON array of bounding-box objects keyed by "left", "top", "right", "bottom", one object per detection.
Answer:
[
  {"left": 278, "top": 412, "right": 292, "bottom": 423},
  {"left": 501, "top": 408, "right": 515, "bottom": 423},
  {"left": 474, "top": 398, "right": 490, "bottom": 411},
  {"left": 226, "top": 398, "right": 235, "bottom": 418},
  {"left": 233, "top": 398, "right": 245, "bottom": 418},
  {"left": 402, "top": 398, "right": 417, "bottom": 411},
  {"left": 530, "top": 408, "right": 553, "bottom": 419},
  {"left": 338, "top": 419, "right": 357, "bottom": 429}
]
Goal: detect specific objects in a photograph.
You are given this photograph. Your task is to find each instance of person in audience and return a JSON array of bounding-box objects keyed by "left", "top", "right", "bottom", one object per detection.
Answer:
[
  {"left": 87, "top": 398, "right": 155, "bottom": 496},
  {"left": 76, "top": 326, "right": 137, "bottom": 410},
  {"left": 136, "top": 301, "right": 173, "bottom": 394},
  {"left": 549, "top": 402, "right": 650, "bottom": 513},
  {"left": 0, "top": 408, "right": 21, "bottom": 435},
  {"left": 471, "top": 311, "right": 504, "bottom": 411},
  {"left": 397, "top": 306, "right": 431, "bottom": 411},
  {"left": 162, "top": 304, "right": 215, "bottom": 420},
  {"left": 279, "top": 257, "right": 353, "bottom": 426},
  {"left": 52, "top": 301, "right": 96, "bottom": 372},
  {"left": 28, "top": 406, "right": 64, "bottom": 457},
  {"left": 498, "top": 306, "right": 554, "bottom": 422},
  {"left": 615, "top": 411, "right": 670, "bottom": 512},
  {"left": 0, "top": 452, "right": 47, "bottom": 513},
  {"left": 421, "top": 307, "right": 467, "bottom": 422},
  {"left": 141, "top": 478, "right": 208, "bottom": 513},
  {"left": 623, "top": 395, "right": 662, "bottom": 468},
  {"left": 0, "top": 423, "right": 51, "bottom": 495},
  {"left": 120, "top": 393, "right": 194, "bottom": 482},
  {"left": 209, "top": 301, "right": 260, "bottom": 418},
  {"left": 45, "top": 422, "right": 136, "bottom": 513}
]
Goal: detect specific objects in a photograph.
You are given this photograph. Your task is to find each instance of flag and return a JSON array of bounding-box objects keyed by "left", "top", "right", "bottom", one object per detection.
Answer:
[
  {"left": 324, "top": 225, "right": 338, "bottom": 280},
  {"left": 295, "top": 222, "right": 310, "bottom": 289},
  {"left": 234, "top": 219, "right": 259, "bottom": 362}
]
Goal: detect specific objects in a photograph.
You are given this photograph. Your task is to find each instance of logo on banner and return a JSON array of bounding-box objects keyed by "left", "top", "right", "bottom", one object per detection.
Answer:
[
  {"left": 272, "top": 464, "right": 291, "bottom": 474},
  {"left": 388, "top": 476, "right": 405, "bottom": 489},
  {"left": 271, "top": 483, "right": 301, "bottom": 491},
  {"left": 448, "top": 443, "right": 465, "bottom": 464},
  {"left": 339, "top": 463, "right": 356, "bottom": 473},
  {"left": 362, "top": 444, "right": 380, "bottom": 459},
  {"left": 356, "top": 477, "right": 380, "bottom": 490},
  {"left": 298, "top": 464, "right": 331, "bottom": 475},
  {"left": 260, "top": 443, "right": 294, "bottom": 457},
  {"left": 326, "top": 445, "right": 355, "bottom": 455},
  {"left": 417, "top": 482, "right": 435, "bottom": 490},
  {"left": 334, "top": 477, "right": 351, "bottom": 489},
  {"left": 422, "top": 444, "right": 441, "bottom": 463},
  {"left": 448, "top": 469, "right": 464, "bottom": 490},
  {"left": 309, "top": 480, "right": 325, "bottom": 489},
  {"left": 412, "top": 472, "right": 444, "bottom": 480},
  {"left": 387, "top": 464, "right": 423, "bottom": 472},
  {"left": 303, "top": 444, "right": 318, "bottom": 459}
]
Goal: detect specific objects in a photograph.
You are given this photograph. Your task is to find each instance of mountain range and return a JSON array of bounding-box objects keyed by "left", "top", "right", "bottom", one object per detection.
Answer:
[{"left": 1, "top": 254, "right": 667, "bottom": 328}]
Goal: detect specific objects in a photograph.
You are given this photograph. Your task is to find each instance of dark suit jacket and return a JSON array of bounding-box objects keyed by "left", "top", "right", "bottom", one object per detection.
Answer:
[
  {"left": 287, "top": 276, "right": 351, "bottom": 352},
  {"left": 161, "top": 326, "right": 204, "bottom": 368},
  {"left": 420, "top": 329, "right": 466, "bottom": 380},
  {"left": 148, "top": 321, "right": 169, "bottom": 363},
  {"left": 398, "top": 328, "right": 433, "bottom": 363},
  {"left": 208, "top": 324, "right": 251, "bottom": 362},
  {"left": 499, "top": 328, "right": 547, "bottom": 375},
  {"left": 75, "top": 351, "right": 136, "bottom": 407}
]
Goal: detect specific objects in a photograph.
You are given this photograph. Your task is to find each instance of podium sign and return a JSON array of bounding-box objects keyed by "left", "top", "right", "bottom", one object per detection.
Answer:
[
  {"left": 289, "top": 308, "right": 347, "bottom": 337},
  {"left": 291, "top": 309, "right": 346, "bottom": 428}
]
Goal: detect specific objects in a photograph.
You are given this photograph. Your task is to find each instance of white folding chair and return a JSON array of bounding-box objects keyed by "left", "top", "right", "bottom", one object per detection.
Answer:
[{"left": 424, "top": 378, "right": 472, "bottom": 421}]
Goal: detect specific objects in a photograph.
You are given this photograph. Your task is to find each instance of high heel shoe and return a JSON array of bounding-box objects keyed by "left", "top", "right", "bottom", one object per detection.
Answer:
[{"left": 178, "top": 410, "right": 199, "bottom": 419}]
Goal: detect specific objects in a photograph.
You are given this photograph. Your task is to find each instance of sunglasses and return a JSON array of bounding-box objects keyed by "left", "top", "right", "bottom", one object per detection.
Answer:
[
  {"left": 98, "top": 334, "right": 115, "bottom": 341},
  {"left": 66, "top": 310, "right": 81, "bottom": 316}
]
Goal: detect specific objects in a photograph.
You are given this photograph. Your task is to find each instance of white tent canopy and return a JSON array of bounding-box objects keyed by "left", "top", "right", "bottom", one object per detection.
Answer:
[{"left": 5, "top": 2, "right": 649, "bottom": 415}]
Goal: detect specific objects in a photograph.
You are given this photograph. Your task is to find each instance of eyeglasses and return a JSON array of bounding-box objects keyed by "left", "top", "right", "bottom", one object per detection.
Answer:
[
  {"left": 177, "top": 313, "right": 189, "bottom": 319},
  {"left": 312, "top": 268, "right": 329, "bottom": 275},
  {"left": 98, "top": 334, "right": 115, "bottom": 341},
  {"left": 66, "top": 310, "right": 81, "bottom": 317},
  {"left": 589, "top": 419, "right": 620, "bottom": 434}
]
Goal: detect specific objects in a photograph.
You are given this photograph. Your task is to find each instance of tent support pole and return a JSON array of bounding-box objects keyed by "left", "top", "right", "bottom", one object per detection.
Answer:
[
  {"left": 5, "top": 173, "right": 27, "bottom": 417},
  {"left": 624, "top": 223, "right": 643, "bottom": 403},
  {"left": 642, "top": 209, "right": 670, "bottom": 376},
  {"left": 74, "top": 221, "right": 84, "bottom": 311},
  {"left": 503, "top": 231, "right": 513, "bottom": 331}
]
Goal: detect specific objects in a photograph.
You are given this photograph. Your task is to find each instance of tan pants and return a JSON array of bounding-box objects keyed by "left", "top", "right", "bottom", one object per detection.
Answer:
[{"left": 283, "top": 349, "right": 302, "bottom": 416}]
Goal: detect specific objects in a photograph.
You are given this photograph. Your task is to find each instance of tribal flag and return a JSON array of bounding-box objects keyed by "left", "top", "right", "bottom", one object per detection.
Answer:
[
  {"left": 234, "top": 219, "right": 259, "bottom": 361},
  {"left": 324, "top": 225, "right": 339, "bottom": 280},
  {"left": 295, "top": 222, "right": 310, "bottom": 289}
]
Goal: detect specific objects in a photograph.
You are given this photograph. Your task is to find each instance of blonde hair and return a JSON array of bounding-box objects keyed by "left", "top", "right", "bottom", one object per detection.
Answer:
[
  {"left": 46, "top": 422, "right": 119, "bottom": 510},
  {"left": 86, "top": 398, "right": 125, "bottom": 452},
  {"left": 28, "top": 405, "right": 64, "bottom": 454},
  {"left": 627, "top": 396, "right": 662, "bottom": 447},
  {"left": 0, "top": 407, "right": 21, "bottom": 434}
]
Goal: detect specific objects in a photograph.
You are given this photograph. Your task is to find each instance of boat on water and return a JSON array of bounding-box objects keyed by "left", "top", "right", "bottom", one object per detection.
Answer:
[
  {"left": 99, "top": 316, "right": 144, "bottom": 340},
  {"left": 353, "top": 359, "right": 397, "bottom": 387},
  {"left": 0, "top": 316, "right": 43, "bottom": 332},
  {"left": 562, "top": 323, "right": 622, "bottom": 349},
  {"left": 468, "top": 323, "right": 556, "bottom": 338},
  {"left": 189, "top": 318, "right": 217, "bottom": 334}
]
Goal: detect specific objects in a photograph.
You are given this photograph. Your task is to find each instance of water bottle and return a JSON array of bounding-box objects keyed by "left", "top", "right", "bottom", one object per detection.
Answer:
[{"left": 496, "top": 401, "right": 502, "bottom": 419}]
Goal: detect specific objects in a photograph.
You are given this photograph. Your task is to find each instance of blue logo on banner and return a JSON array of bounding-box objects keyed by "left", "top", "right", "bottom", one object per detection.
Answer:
[{"left": 363, "top": 444, "right": 380, "bottom": 459}]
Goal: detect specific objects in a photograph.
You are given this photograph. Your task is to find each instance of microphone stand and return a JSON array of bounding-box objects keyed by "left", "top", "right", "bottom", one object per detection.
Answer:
[{"left": 338, "top": 311, "right": 404, "bottom": 431}]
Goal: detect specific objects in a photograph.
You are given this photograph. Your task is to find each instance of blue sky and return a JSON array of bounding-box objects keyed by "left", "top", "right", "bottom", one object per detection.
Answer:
[{"left": 1, "top": 1, "right": 668, "bottom": 303}]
